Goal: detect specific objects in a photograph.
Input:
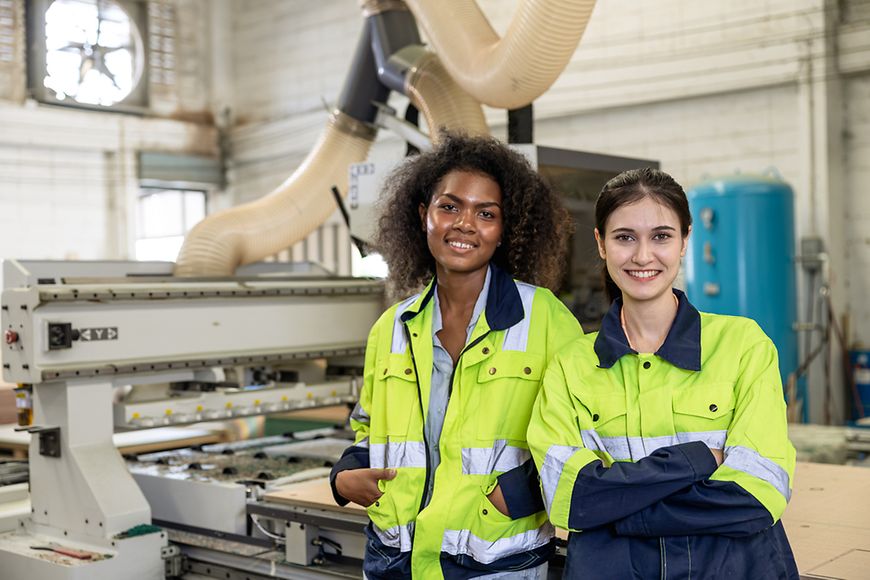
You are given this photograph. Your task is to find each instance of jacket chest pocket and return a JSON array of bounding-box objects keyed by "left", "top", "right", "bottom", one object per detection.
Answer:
[
  {"left": 375, "top": 355, "right": 419, "bottom": 437},
  {"left": 672, "top": 383, "right": 735, "bottom": 436},
  {"left": 582, "top": 395, "right": 629, "bottom": 461},
  {"left": 475, "top": 352, "right": 544, "bottom": 441},
  {"left": 586, "top": 395, "right": 628, "bottom": 433}
]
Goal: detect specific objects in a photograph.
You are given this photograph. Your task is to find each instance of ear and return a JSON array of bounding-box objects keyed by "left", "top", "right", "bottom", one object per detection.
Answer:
[
  {"left": 681, "top": 225, "right": 691, "bottom": 257},
  {"left": 419, "top": 203, "right": 427, "bottom": 231},
  {"left": 594, "top": 228, "right": 606, "bottom": 260}
]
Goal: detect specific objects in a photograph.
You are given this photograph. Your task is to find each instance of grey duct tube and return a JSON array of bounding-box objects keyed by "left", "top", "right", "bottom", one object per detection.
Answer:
[
  {"left": 337, "top": 15, "right": 393, "bottom": 123},
  {"left": 405, "top": 0, "right": 596, "bottom": 110},
  {"left": 369, "top": 8, "right": 423, "bottom": 94},
  {"left": 369, "top": 8, "right": 488, "bottom": 139}
]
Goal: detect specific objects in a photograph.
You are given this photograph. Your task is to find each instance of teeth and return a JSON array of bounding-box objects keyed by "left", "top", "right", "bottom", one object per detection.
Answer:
[
  {"left": 449, "top": 241, "right": 473, "bottom": 249},
  {"left": 628, "top": 270, "right": 659, "bottom": 279}
]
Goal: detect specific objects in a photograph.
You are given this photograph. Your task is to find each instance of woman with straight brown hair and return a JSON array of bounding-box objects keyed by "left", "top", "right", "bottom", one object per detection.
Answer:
[{"left": 528, "top": 167, "right": 798, "bottom": 579}]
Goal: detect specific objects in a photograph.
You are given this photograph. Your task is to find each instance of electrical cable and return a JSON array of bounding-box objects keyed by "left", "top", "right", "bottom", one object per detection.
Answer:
[
  {"left": 315, "top": 536, "right": 343, "bottom": 557},
  {"left": 249, "top": 514, "right": 286, "bottom": 544}
]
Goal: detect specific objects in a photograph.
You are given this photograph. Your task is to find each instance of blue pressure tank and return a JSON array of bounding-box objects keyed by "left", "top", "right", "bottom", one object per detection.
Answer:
[{"left": 684, "top": 174, "right": 798, "bottom": 390}]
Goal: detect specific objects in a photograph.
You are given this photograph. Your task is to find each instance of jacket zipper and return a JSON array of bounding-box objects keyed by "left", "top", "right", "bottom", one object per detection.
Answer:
[
  {"left": 405, "top": 325, "right": 491, "bottom": 514},
  {"left": 660, "top": 537, "right": 667, "bottom": 580}
]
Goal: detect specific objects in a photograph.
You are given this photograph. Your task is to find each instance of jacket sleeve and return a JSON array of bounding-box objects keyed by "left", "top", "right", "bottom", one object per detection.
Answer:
[
  {"left": 614, "top": 329, "right": 795, "bottom": 537},
  {"left": 329, "top": 321, "right": 379, "bottom": 505},
  {"left": 543, "top": 289, "right": 584, "bottom": 359},
  {"left": 612, "top": 480, "right": 774, "bottom": 537},
  {"left": 497, "top": 459, "right": 545, "bottom": 519},
  {"left": 497, "top": 291, "right": 584, "bottom": 519},
  {"left": 527, "top": 353, "right": 718, "bottom": 532}
]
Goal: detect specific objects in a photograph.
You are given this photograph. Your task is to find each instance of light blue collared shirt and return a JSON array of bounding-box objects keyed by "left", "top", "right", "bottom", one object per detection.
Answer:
[{"left": 424, "top": 267, "right": 491, "bottom": 506}]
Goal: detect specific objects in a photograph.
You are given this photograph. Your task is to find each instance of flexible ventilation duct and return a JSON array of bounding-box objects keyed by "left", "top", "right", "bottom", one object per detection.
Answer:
[
  {"left": 178, "top": 0, "right": 598, "bottom": 276},
  {"left": 405, "top": 0, "right": 596, "bottom": 110},
  {"left": 174, "top": 112, "right": 375, "bottom": 276},
  {"left": 406, "top": 51, "right": 488, "bottom": 138}
]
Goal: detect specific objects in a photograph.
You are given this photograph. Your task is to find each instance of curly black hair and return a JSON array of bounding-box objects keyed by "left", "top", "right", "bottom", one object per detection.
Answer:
[{"left": 374, "top": 131, "right": 573, "bottom": 297}]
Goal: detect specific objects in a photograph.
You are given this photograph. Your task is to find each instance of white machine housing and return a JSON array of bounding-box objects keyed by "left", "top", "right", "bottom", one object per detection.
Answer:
[{"left": 0, "top": 259, "right": 384, "bottom": 579}]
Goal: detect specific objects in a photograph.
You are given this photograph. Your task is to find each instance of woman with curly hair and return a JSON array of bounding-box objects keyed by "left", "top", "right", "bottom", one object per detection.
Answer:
[{"left": 330, "top": 131, "right": 582, "bottom": 579}]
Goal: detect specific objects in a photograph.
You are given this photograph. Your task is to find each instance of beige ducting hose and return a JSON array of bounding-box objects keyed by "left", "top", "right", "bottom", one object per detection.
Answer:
[
  {"left": 405, "top": 0, "right": 596, "bottom": 110},
  {"left": 174, "top": 111, "right": 376, "bottom": 277},
  {"left": 407, "top": 51, "right": 489, "bottom": 138}
]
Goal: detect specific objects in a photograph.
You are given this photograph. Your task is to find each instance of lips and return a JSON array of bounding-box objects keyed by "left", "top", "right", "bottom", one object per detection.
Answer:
[
  {"left": 447, "top": 239, "right": 477, "bottom": 251},
  {"left": 625, "top": 269, "right": 661, "bottom": 279}
]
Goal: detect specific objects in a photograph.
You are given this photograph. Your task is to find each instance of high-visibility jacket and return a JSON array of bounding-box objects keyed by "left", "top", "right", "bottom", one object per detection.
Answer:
[
  {"left": 331, "top": 264, "right": 581, "bottom": 579},
  {"left": 528, "top": 290, "right": 799, "bottom": 579}
]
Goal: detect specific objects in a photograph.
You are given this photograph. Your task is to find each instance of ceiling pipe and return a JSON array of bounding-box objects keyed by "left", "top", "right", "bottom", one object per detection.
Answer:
[
  {"left": 174, "top": 2, "right": 488, "bottom": 276},
  {"left": 405, "top": 0, "right": 596, "bottom": 110}
]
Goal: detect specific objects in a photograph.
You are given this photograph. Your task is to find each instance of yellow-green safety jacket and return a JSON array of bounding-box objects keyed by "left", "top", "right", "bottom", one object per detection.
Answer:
[
  {"left": 331, "top": 264, "right": 581, "bottom": 579},
  {"left": 527, "top": 289, "right": 798, "bottom": 579}
]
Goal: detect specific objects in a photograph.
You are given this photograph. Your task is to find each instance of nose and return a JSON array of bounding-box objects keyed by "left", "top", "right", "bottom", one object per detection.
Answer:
[
  {"left": 453, "top": 209, "right": 475, "bottom": 232},
  {"left": 632, "top": 240, "right": 653, "bottom": 265}
]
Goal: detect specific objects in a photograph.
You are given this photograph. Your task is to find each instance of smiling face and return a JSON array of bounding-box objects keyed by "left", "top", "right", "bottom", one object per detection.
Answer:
[
  {"left": 419, "top": 170, "right": 503, "bottom": 281},
  {"left": 595, "top": 195, "right": 690, "bottom": 305}
]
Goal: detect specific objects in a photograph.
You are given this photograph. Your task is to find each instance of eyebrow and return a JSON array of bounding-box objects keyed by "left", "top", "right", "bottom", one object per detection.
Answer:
[
  {"left": 438, "top": 193, "right": 502, "bottom": 209},
  {"left": 610, "top": 225, "right": 677, "bottom": 234}
]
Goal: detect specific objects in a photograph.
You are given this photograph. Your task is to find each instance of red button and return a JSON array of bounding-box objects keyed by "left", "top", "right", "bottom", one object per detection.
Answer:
[{"left": 4, "top": 330, "right": 18, "bottom": 344}]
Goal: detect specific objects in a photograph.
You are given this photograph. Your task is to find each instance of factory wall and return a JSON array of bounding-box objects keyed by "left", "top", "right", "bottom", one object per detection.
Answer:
[
  {"left": 224, "top": 0, "right": 870, "bottom": 423},
  {"left": 845, "top": 72, "right": 870, "bottom": 353},
  {"left": 0, "top": 0, "right": 867, "bottom": 422},
  {"left": 0, "top": 0, "right": 220, "bottom": 263}
]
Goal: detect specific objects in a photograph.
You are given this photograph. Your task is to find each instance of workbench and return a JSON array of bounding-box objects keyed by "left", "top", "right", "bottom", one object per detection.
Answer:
[{"left": 264, "top": 462, "right": 870, "bottom": 579}]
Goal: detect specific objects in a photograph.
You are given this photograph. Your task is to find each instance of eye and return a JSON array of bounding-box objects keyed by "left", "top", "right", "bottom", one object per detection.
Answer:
[
  {"left": 653, "top": 232, "right": 673, "bottom": 241},
  {"left": 439, "top": 203, "right": 457, "bottom": 212},
  {"left": 479, "top": 210, "right": 496, "bottom": 219},
  {"left": 614, "top": 234, "right": 635, "bottom": 242}
]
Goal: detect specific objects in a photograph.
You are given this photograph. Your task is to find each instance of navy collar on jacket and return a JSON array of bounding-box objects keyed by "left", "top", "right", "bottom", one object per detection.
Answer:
[
  {"left": 593, "top": 288, "right": 701, "bottom": 371},
  {"left": 399, "top": 263, "right": 525, "bottom": 332}
]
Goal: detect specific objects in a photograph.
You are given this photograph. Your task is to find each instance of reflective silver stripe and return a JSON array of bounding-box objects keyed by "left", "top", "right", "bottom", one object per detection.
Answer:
[
  {"left": 628, "top": 436, "right": 646, "bottom": 461},
  {"left": 350, "top": 402, "right": 369, "bottom": 425},
  {"left": 369, "top": 441, "right": 427, "bottom": 469},
  {"left": 441, "top": 523, "right": 554, "bottom": 565},
  {"left": 372, "top": 522, "right": 414, "bottom": 552},
  {"left": 723, "top": 445, "right": 791, "bottom": 501},
  {"left": 580, "top": 430, "right": 728, "bottom": 461},
  {"left": 390, "top": 294, "right": 420, "bottom": 354},
  {"left": 461, "top": 440, "right": 531, "bottom": 475},
  {"left": 356, "top": 437, "right": 369, "bottom": 449},
  {"left": 540, "top": 445, "right": 580, "bottom": 515},
  {"left": 581, "top": 429, "right": 631, "bottom": 461},
  {"left": 502, "top": 282, "right": 536, "bottom": 352}
]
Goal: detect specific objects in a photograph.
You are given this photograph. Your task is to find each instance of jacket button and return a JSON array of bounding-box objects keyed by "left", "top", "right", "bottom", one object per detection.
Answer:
[
  {"left": 482, "top": 509, "right": 488, "bottom": 515},
  {"left": 709, "top": 404, "right": 718, "bottom": 412},
  {"left": 375, "top": 501, "right": 380, "bottom": 507},
  {"left": 488, "top": 367, "right": 497, "bottom": 375},
  {"left": 404, "top": 368, "right": 413, "bottom": 375},
  {"left": 383, "top": 369, "right": 388, "bottom": 376},
  {"left": 524, "top": 367, "right": 532, "bottom": 375},
  {"left": 643, "top": 361, "right": 651, "bottom": 369},
  {"left": 482, "top": 347, "right": 490, "bottom": 355},
  {"left": 592, "top": 413, "right": 599, "bottom": 422}
]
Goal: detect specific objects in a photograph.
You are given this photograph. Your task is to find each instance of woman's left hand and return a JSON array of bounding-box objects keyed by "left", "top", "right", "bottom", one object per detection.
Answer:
[{"left": 487, "top": 484, "right": 511, "bottom": 517}]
